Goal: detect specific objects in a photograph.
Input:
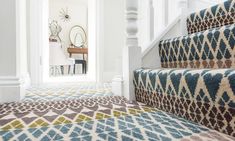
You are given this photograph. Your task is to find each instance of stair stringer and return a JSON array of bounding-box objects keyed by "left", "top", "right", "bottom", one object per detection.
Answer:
[{"left": 142, "top": 16, "right": 182, "bottom": 68}]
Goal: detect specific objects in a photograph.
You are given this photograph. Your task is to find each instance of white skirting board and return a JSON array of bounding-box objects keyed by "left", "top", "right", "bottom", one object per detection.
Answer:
[
  {"left": 0, "top": 76, "right": 27, "bottom": 103},
  {"left": 111, "top": 75, "right": 123, "bottom": 97}
]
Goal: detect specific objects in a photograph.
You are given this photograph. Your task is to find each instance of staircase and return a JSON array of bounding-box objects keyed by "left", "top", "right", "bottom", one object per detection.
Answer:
[{"left": 134, "top": 0, "right": 235, "bottom": 137}]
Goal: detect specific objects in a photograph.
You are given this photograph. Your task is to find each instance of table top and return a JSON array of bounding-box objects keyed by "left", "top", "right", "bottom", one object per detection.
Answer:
[{"left": 67, "top": 47, "right": 88, "bottom": 54}]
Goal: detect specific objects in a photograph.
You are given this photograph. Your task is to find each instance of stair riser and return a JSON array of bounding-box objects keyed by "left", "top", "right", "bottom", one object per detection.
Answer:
[
  {"left": 135, "top": 89, "right": 235, "bottom": 137},
  {"left": 134, "top": 69, "right": 235, "bottom": 137}
]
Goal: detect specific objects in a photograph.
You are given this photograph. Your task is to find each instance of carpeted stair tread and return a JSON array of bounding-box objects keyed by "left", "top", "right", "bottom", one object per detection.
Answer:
[
  {"left": 187, "top": 0, "right": 235, "bottom": 34},
  {"left": 159, "top": 24, "right": 235, "bottom": 69}
]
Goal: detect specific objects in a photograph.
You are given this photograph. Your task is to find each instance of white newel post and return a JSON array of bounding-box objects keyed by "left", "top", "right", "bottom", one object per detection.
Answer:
[
  {"left": 179, "top": 0, "right": 188, "bottom": 35},
  {"left": 0, "top": 0, "right": 28, "bottom": 103},
  {"left": 123, "top": 0, "right": 141, "bottom": 101}
]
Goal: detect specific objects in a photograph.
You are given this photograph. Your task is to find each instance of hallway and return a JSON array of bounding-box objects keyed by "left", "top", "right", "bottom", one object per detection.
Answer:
[
  {"left": 24, "top": 83, "right": 112, "bottom": 102},
  {"left": 0, "top": 83, "right": 234, "bottom": 140}
]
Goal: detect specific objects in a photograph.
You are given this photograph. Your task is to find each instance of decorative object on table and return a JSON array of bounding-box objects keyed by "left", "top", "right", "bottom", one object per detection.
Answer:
[
  {"left": 49, "top": 20, "right": 62, "bottom": 43},
  {"left": 70, "top": 25, "right": 87, "bottom": 48},
  {"left": 60, "top": 7, "right": 71, "bottom": 22}
]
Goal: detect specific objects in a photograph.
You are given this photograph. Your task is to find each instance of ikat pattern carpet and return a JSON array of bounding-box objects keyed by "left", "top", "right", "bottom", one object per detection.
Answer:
[
  {"left": 0, "top": 84, "right": 234, "bottom": 141},
  {"left": 134, "top": 68, "right": 235, "bottom": 137},
  {"left": 24, "top": 83, "right": 112, "bottom": 102},
  {"left": 187, "top": 0, "right": 235, "bottom": 34},
  {"left": 135, "top": 0, "right": 235, "bottom": 138}
]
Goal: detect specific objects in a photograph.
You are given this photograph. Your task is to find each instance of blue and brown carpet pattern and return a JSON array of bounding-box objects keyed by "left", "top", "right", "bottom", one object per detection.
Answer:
[
  {"left": 0, "top": 92, "right": 234, "bottom": 141},
  {"left": 187, "top": 0, "right": 235, "bottom": 34},
  {"left": 133, "top": 0, "right": 235, "bottom": 140},
  {"left": 134, "top": 68, "right": 235, "bottom": 137},
  {"left": 159, "top": 24, "right": 235, "bottom": 69}
]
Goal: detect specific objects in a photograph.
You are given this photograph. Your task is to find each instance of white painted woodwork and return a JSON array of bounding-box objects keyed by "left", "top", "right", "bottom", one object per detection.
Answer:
[
  {"left": 112, "top": 75, "right": 123, "bottom": 96},
  {"left": 28, "top": 0, "right": 44, "bottom": 85},
  {"left": 179, "top": 0, "right": 189, "bottom": 35},
  {"left": 149, "top": 0, "right": 154, "bottom": 41},
  {"left": 123, "top": 0, "right": 141, "bottom": 101},
  {"left": 0, "top": 0, "right": 28, "bottom": 103},
  {"left": 164, "top": 0, "right": 169, "bottom": 26},
  {"left": 142, "top": 16, "right": 181, "bottom": 57},
  {"left": 102, "top": 0, "right": 125, "bottom": 82}
]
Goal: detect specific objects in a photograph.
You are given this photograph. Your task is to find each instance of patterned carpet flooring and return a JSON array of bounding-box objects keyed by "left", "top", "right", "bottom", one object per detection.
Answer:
[
  {"left": 23, "top": 83, "right": 112, "bottom": 102},
  {"left": 0, "top": 83, "right": 234, "bottom": 141}
]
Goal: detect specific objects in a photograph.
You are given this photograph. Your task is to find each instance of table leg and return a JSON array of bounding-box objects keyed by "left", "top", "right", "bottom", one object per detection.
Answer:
[
  {"left": 73, "top": 64, "right": 76, "bottom": 74},
  {"left": 60, "top": 66, "right": 64, "bottom": 75},
  {"left": 84, "top": 62, "right": 87, "bottom": 74}
]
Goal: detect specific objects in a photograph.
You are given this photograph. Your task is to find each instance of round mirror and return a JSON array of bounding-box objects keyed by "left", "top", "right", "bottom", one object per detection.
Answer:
[{"left": 70, "top": 25, "right": 87, "bottom": 47}]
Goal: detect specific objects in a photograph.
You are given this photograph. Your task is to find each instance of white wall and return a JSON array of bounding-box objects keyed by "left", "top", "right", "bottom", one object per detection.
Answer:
[
  {"left": 0, "top": 0, "right": 28, "bottom": 78},
  {"left": 102, "top": 0, "right": 125, "bottom": 82},
  {"left": 0, "top": 0, "right": 17, "bottom": 76},
  {"left": 188, "top": 0, "right": 226, "bottom": 14},
  {"left": 49, "top": 0, "right": 88, "bottom": 57}
]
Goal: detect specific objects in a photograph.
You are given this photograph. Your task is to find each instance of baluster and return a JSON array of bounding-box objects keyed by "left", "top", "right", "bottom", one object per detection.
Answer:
[
  {"left": 149, "top": 0, "right": 154, "bottom": 41},
  {"left": 164, "top": 0, "right": 169, "bottom": 26},
  {"left": 179, "top": 0, "right": 189, "bottom": 35}
]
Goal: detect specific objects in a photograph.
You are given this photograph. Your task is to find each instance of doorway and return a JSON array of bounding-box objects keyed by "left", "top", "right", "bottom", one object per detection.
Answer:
[
  {"left": 29, "top": 0, "right": 100, "bottom": 84},
  {"left": 48, "top": 0, "right": 88, "bottom": 77}
]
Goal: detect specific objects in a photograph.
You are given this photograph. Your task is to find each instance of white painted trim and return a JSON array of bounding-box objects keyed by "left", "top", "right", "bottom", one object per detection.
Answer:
[
  {"left": 0, "top": 0, "right": 27, "bottom": 103},
  {"left": 0, "top": 74, "right": 30, "bottom": 87},
  {"left": 149, "top": 0, "right": 154, "bottom": 41},
  {"left": 96, "top": 0, "right": 105, "bottom": 83},
  {"left": 29, "top": 0, "right": 99, "bottom": 84},
  {"left": 0, "top": 80, "right": 25, "bottom": 103},
  {"left": 124, "top": 0, "right": 141, "bottom": 101},
  {"left": 86, "top": 0, "right": 98, "bottom": 82},
  {"left": 164, "top": 0, "right": 169, "bottom": 26},
  {"left": 29, "top": 0, "right": 43, "bottom": 85},
  {"left": 0, "top": 77, "right": 24, "bottom": 87},
  {"left": 181, "top": 0, "right": 189, "bottom": 35},
  {"left": 15, "top": 0, "right": 21, "bottom": 76},
  {"left": 142, "top": 15, "right": 181, "bottom": 57},
  {"left": 23, "top": 73, "right": 31, "bottom": 88},
  {"left": 112, "top": 75, "right": 123, "bottom": 96}
]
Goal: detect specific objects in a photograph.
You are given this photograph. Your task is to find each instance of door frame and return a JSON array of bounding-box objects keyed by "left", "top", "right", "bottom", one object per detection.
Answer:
[{"left": 29, "top": 0, "right": 104, "bottom": 84}]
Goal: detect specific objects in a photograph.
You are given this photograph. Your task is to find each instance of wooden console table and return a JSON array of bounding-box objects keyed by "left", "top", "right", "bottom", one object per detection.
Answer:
[{"left": 67, "top": 48, "right": 88, "bottom": 57}]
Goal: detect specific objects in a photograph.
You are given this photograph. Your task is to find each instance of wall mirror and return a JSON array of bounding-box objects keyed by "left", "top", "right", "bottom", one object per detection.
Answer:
[{"left": 69, "top": 25, "right": 87, "bottom": 48}]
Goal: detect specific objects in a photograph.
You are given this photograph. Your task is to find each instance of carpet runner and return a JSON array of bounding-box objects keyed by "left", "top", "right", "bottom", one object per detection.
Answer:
[{"left": 134, "top": 0, "right": 235, "bottom": 138}]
